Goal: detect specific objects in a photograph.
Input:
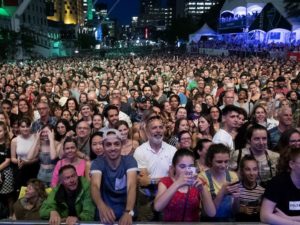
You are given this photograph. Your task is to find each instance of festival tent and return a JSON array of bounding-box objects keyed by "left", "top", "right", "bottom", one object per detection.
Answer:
[
  {"left": 249, "top": 3, "right": 292, "bottom": 32},
  {"left": 189, "top": 23, "right": 217, "bottom": 43},
  {"left": 220, "top": 0, "right": 300, "bottom": 43},
  {"left": 221, "top": 0, "right": 265, "bottom": 16}
]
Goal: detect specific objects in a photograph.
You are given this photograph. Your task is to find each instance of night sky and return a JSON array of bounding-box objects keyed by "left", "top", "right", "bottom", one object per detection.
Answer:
[{"left": 98, "top": 0, "right": 140, "bottom": 25}]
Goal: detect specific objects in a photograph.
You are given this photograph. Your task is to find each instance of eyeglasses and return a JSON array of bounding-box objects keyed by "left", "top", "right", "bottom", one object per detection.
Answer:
[
  {"left": 290, "top": 140, "right": 300, "bottom": 143},
  {"left": 215, "top": 160, "right": 229, "bottom": 164},
  {"left": 77, "top": 127, "right": 89, "bottom": 130},
  {"left": 37, "top": 107, "right": 48, "bottom": 111}
]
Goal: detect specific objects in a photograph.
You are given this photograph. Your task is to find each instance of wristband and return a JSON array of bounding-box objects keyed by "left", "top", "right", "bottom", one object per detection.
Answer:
[
  {"left": 124, "top": 210, "right": 134, "bottom": 217},
  {"left": 151, "top": 178, "right": 157, "bottom": 185}
]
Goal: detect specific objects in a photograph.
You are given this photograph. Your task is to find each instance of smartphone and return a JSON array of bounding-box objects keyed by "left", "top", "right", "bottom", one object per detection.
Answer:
[
  {"left": 186, "top": 167, "right": 197, "bottom": 185},
  {"left": 186, "top": 167, "right": 197, "bottom": 176},
  {"left": 229, "top": 181, "right": 240, "bottom": 186}
]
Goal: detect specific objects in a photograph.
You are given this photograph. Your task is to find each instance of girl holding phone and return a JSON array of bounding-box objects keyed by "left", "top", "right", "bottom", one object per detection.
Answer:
[
  {"left": 154, "top": 148, "right": 215, "bottom": 222},
  {"left": 200, "top": 143, "right": 239, "bottom": 221}
]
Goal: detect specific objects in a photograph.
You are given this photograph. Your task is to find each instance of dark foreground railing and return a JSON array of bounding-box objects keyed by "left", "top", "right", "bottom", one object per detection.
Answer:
[{"left": 0, "top": 220, "right": 266, "bottom": 225}]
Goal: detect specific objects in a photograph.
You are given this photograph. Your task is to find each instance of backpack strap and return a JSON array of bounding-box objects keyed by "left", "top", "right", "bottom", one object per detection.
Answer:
[
  {"left": 236, "top": 148, "right": 243, "bottom": 171},
  {"left": 225, "top": 170, "right": 232, "bottom": 183},
  {"left": 205, "top": 170, "right": 216, "bottom": 199}
]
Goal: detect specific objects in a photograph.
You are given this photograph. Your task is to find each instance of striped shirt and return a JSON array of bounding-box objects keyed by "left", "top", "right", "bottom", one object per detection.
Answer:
[{"left": 239, "top": 182, "right": 265, "bottom": 206}]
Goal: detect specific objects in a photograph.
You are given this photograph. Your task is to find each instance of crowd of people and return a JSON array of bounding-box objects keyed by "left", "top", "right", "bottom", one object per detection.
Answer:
[
  {"left": 0, "top": 53, "right": 299, "bottom": 224},
  {"left": 196, "top": 40, "right": 300, "bottom": 53}
]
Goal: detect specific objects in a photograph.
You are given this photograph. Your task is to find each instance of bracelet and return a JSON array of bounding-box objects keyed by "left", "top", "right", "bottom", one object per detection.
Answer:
[{"left": 150, "top": 179, "right": 156, "bottom": 185}]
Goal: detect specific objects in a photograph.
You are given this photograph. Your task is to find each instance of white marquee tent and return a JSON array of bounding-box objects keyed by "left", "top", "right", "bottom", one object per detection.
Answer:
[{"left": 189, "top": 23, "right": 217, "bottom": 43}]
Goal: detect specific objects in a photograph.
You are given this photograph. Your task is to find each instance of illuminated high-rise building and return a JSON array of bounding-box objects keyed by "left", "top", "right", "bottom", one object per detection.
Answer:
[
  {"left": 47, "top": 0, "right": 84, "bottom": 25},
  {"left": 83, "top": 0, "right": 93, "bottom": 22},
  {"left": 139, "top": 0, "right": 173, "bottom": 29},
  {"left": 185, "top": 0, "right": 218, "bottom": 18},
  {"left": 173, "top": 0, "right": 219, "bottom": 19}
]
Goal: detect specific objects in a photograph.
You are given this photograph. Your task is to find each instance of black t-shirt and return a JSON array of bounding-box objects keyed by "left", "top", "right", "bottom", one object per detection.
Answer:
[
  {"left": 264, "top": 173, "right": 300, "bottom": 216},
  {"left": 0, "top": 143, "right": 10, "bottom": 164}
]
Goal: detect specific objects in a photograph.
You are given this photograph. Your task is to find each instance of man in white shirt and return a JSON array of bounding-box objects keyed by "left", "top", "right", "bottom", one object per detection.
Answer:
[
  {"left": 133, "top": 115, "right": 176, "bottom": 221},
  {"left": 212, "top": 105, "right": 240, "bottom": 152}
]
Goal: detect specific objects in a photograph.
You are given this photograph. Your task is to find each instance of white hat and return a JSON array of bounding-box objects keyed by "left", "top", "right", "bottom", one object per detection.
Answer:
[{"left": 102, "top": 129, "right": 122, "bottom": 142}]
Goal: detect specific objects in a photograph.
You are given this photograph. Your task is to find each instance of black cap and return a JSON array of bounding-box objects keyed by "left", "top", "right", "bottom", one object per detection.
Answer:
[
  {"left": 276, "top": 76, "right": 285, "bottom": 82},
  {"left": 136, "top": 95, "right": 151, "bottom": 103}
]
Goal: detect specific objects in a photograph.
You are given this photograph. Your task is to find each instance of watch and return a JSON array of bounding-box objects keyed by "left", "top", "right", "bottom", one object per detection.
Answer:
[{"left": 124, "top": 209, "right": 134, "bottom": 217}]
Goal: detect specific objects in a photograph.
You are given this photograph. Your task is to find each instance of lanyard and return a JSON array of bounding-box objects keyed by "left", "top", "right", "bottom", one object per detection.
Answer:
[{"left": 249, "top": 148, "right": 273, "bottom": 180}]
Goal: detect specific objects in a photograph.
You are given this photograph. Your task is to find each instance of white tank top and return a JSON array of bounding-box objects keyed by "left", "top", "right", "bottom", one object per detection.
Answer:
[{"left": 16, "top": 135, "right": 36, "bottom": 161}]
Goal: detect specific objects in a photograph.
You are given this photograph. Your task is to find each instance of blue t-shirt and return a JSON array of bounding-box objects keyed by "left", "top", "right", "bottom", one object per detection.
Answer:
[{"left": 91, "top": 155, "right": 138, "bottom": 219}]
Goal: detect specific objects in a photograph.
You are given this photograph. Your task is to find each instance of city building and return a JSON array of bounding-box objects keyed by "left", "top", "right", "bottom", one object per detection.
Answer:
[
  {"left": 184, "top": 0, "right": 218, "bottom": 18},
  {"left": 47, "top": 0, "right": 84, "bottom": 25},
  {"left": 0, "top": 0, "right": 81, "bottom": 58},
  {"left": 139, "top": 0, "right": 173, "bottom": 30}
]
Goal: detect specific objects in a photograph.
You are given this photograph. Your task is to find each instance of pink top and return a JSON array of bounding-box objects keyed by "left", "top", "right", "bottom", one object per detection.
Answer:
[{"left": 51, "top": 158, "right": 86, "bottom": 187}]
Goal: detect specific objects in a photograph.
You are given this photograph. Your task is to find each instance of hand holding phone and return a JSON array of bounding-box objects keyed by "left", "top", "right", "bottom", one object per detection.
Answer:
[{"left": 186, "top": 167, "right": 197, "bottom": 185}]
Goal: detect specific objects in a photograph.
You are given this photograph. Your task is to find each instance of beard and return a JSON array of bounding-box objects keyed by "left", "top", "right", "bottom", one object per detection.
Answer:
[{"left": 149, "top": 135, "right": 163, "bottom": 145}]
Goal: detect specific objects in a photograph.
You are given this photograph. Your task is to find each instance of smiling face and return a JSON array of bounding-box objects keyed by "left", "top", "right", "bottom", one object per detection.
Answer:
[
  {"left": 80, "top": 105, "right": 92, "bottom": 117},
  {"left": 19, "top": 121, "right": 31, "bottom": 137},
  {"left": 211, "top": 153, "right": 230, "bottom": 174},
  {"left": 250, "top": 129, "right": 268, "bottom": 153},
  {"left": 92, "top": 115, "right": 103, "bottom": 129},
  {"left": 146, "top": 118, "right": 164, "bottom": 145},
  {"left": 63, "top": 141, "right": 77, "bottom": 160},
  {"left": 103, "top": 135, "right": 122, "bottom": 161},
  {"left": 107, "top": 109, "right": 119, "bottom": 126},
  {"left": 18, "top": 100, "right": 29, "bottom": 113},
  {"left": 241, "top": 160, "right": 258, "bottom": 184},
  {"left": 117, "top": 124, "right": 129, "bottom": 141},
  {"left": 254, "top": 107, "right": 266, "bottom": 123},
  {"left": 179, "top": 133, "right": 192, "bottom": 149},
  {"left": 76, "top": 121, "right": 90, "bottom": 138},
  {"left": 91, "top": 135, "right": 104, "bottom": 156},
  {"left": 62, "top": 110, "right": 71, "bottom": 121},
  {"left": 67, "top": 100, "right": 76, "bottom": 111}
]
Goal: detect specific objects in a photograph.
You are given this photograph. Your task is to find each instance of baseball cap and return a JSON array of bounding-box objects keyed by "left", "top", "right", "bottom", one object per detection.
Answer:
[
  {"left": 276, "top": 76, "right": 285, "bottom": 82},
  {"left": 102, "top": 129, "right": 122, "bottom": 142},
  {"left": 136, "top": 95, "right": 151, "bottom": 103}
]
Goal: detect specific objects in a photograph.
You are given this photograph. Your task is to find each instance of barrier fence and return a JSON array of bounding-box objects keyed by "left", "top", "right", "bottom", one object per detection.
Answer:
[{"left": 0, "top": 220, "right": 266, "bottom": 225}]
